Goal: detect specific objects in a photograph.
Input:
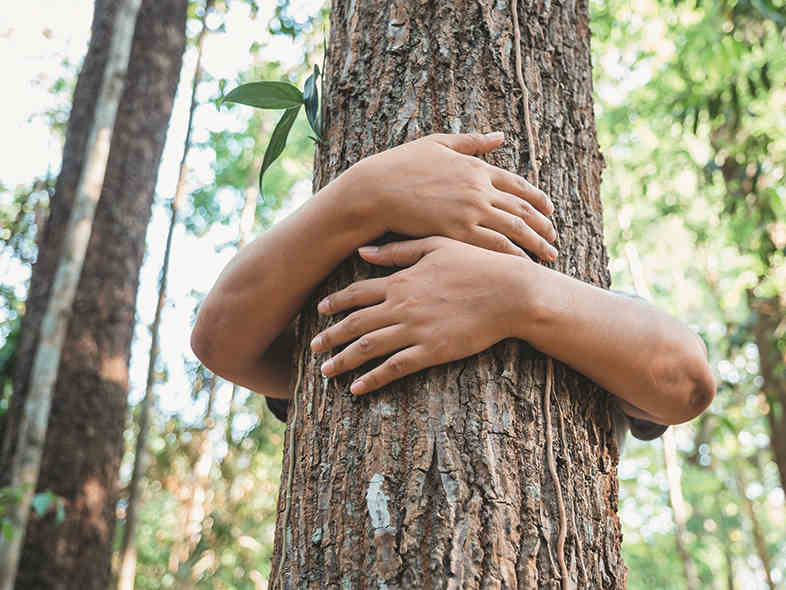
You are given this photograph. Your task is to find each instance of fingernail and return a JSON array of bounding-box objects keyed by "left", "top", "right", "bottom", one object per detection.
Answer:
[
  {"left": 350, "top": 379, "right": 364, "bottom": 395},
  {"left": 310, "top": 335, "right": 322, "bottom": 351},
  {"left": 321, "top": 359, "right": 333, "bottom": 376},
  {"left": 485, "top": 131, "right": 504, "bottom": 140},
  {"left": 317, "top": 299, "right": 329, "bottom": 313},
  {"left": 358, "top": 246, "right": 378, "bottom": 256},
  {"left": 548, "top": 245, "right": 558, "bottom": 260}
]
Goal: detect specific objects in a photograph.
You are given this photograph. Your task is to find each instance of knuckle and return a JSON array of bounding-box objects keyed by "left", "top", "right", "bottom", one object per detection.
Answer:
[
  {"left": 493, "top": 234, "right": 511, "bottom": 252},
  {"left": 344, "top": 313, "right": 360, "bottom": 334},
  {"left": 357, "top": 336, "right": 374, "bottom": 353},
  {"left": 364, "top": 371, "right": 380, "bottom": 390},
  {"left": 519, "top": 200, "right": 534, "bottom": 217},
  {"left": 320, "top": 331, "right": 333, "bottom": 349},
  {"left": 388, "top": 356, "right": 409, "bottom": 376},
  {"left": 512, "top": 215, "right": 527, "bottom": 235},
  {"left": 332, "top": 354, "right": 346, "bottom": 373}
]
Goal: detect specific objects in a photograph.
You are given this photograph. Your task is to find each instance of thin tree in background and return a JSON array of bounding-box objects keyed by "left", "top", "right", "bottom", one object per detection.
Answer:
[
  {"left": 621, "top": 233, "right": 701, "bottom": 590},
  {"left": 0, "top": 0, "right": 143, "bottom": 586},
  {"left": 0, "top": 0, "right": 187, "bottom": 586},
  {"left": 734, "top": 464, "right": 776, "bottom": 590},
  {"left": 115, "top": 3, "right": 213, "bottom": 588}
]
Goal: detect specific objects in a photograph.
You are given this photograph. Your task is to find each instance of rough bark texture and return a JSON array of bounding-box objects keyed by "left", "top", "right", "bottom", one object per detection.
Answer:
[
  {"left": 0, "top": 0, "right": 186, "bottom": 587},
  {"left": 270, "top": 1, "right": 625, "bottom": 589}
]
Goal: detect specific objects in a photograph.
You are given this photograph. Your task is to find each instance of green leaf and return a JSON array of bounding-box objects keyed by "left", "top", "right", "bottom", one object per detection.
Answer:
[
  {"left": 32, "top": 491, "right": 54, "bottom": 516},
  {"left": 221, "top": 82, "right": 303, "bottom": 110},
  {"left": 55, "top": 501, "right": 65, "bottom": 524},
  {"left": 303, "top": 65, "right": 321, "bottom": 139},
  {"left": 259, "top": 106, "right": 301, "bottom": 197}
]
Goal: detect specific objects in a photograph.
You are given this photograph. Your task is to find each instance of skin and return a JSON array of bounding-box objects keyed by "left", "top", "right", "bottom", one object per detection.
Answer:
[{"left": 191, "top": 132, "right": 716, "bottom": 426}]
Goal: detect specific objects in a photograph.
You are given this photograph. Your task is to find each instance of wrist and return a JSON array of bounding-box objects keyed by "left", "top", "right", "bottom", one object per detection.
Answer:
[
  {"left": 315, "top": 163, "right": 385, "bottom": 244},
  {"left": 507, "top": 259, "right": 555, "bottom": 342}
]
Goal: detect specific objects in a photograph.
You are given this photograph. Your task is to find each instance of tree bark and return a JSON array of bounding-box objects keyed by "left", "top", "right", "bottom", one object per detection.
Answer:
[
  {"left": 0, "top": 0, "right": 186, "bottom": 588},
  {"left": 270, "top": 1, "right": 624, "bottom": 588}
]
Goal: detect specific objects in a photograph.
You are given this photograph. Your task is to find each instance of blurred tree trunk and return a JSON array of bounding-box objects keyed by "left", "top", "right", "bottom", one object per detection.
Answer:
[
  {"left": 270, "top": 1, "right": 625, "bottom": 588},
  {"left": 116, "top": 3, "right": 211, "bottom": 588},
  {"left": 662, "top": 429, "right": 700, "bottom": 590},
  {"left": 0, "top": 0, "right": 142, "bottom": 585},
  {"left": 749, "top": 294, "right": 786, "bottom": 494},
  {"left": 735, "top": 466, "right": 775, "bottom": 590},
  {"left": 0, "top": 0, "right": 186, "bottom": 588},
  {"left": 622, "top": 236, "right": 700, "bottom": 590},
  {"left": 168, "top": 374, "right": 217, "bottom": 580}
]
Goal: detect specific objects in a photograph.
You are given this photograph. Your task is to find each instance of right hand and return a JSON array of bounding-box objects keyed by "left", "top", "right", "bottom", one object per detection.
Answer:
[{"left": 351, "top": 132, "right": 558, "bottom": 260}]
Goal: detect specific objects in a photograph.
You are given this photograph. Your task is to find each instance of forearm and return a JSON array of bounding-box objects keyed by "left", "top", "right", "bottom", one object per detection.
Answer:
[
  {"left": 191, "top": 167, "right": 378, "bottom": 396},
  {"left": 512, "top": 262, "right": 715, "bottom": 424}
]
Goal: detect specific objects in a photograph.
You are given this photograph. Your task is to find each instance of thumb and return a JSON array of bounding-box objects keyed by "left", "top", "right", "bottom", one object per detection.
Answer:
[
  {"left": 428, "top": 131, "right": 504, "bottom": 155},
  {"left": 357, "top": 237, "right": 444, "bottom": 267}
]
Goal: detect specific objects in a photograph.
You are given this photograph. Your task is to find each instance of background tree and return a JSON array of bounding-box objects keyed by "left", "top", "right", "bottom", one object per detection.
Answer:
[{"left": 0, "top": 0, "right": 187, "bottom": 587}]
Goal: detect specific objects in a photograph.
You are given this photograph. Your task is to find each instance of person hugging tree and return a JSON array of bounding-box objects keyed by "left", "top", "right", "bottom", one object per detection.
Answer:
[{"left": 190, "top": 132, "right": 715, "bottom": 446}]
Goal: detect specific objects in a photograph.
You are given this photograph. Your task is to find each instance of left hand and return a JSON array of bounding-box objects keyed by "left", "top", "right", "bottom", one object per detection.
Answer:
[{"left": 310, "top": 237, "right": 532, "bottom": 395}]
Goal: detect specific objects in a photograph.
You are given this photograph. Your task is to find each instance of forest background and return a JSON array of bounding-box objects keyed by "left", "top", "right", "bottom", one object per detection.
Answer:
[{"left": 0, "top": 0, "right": 784, "bottom": 588}]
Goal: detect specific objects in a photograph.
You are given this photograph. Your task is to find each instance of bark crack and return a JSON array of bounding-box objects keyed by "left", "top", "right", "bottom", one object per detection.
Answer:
[{"left": 276, "top": 348, "right": 305, "bottom": 589}]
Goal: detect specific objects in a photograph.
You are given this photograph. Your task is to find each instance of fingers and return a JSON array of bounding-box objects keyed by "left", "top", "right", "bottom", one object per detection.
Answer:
[
  {"left": 357, "top": 237, "right": 445, "bottom": 267},
  {"left": 489, "top": 191, "right": 557, "bottom": 243},
  {"left": 317, "top": 277, "right": 387, "bottom": 315},
  {"left": 319, "top": 324, "right": 414, "bottom": 379},
  {"left": 427, "top": 131, "right": 504, "bottom": 155},
  {"left": 311, "top": 303, "right": 392, "bottom": 353},
  {"left": 466, "top": 226, "right": 527, "bottom": 257},
  {"left": 350, "top": 345, "right": 428, "bottom": 395},
  {"left": 484, "top": 208, "right": 557, "bottom": 261},
  {"left": 489, "top": 167, "right": 554, "bottom": 216}
]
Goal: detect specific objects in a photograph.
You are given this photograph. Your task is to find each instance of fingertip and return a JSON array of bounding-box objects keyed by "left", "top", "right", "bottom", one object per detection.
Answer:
[
  {"left": 350, "top": 379, "right": 365, "bottom": 395},
  {"left": 357, "top": 246, "right": 379, "bottom": 258}
]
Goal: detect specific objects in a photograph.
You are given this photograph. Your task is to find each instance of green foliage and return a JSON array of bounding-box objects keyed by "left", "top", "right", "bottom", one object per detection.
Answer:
[
  {"left": 594, "top": 0, "right": 786, "bottom": 584},
  {"left": 222, "top": 65, "right": 322, "bottom": 198}
]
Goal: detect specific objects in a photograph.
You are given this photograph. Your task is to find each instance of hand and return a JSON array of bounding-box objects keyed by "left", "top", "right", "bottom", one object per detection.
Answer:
[
  {"left": 351, "top": 132, "right": 558, "bottom": 261},
  {"left": 309, "top": 237, "right": 533, "bottom": 395}
]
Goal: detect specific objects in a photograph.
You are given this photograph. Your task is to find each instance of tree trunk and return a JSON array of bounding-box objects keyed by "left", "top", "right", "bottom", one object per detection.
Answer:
[
  {"left": 749, "top": 294, "right": 786, "bottom": 494},
  {"left": 0, "top": 0, "right": 143, "bottom": 585},
  {"left": 116, "top": 4, "right": 211, "bottom": 588},
  {"left": 0, "top": 0, "right": 186, "bottom": 588},
  {"left": 270, "top": 1, "right": 624, "bottom": 588},
  {"left": 735, "top": 467, "right": 775, "bottom": 590},
  {"left": 621, "top": 235, "right": 700, "bottom": 590}
]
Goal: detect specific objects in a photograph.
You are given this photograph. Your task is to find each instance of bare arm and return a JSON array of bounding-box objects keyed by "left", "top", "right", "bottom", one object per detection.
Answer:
[
  {"left": 191, "top": 133, "right": 557, "bottom": 396},
  {"left": 311, "top": 237, "right": 715, "bottom": 425},
  {"left": 517, "top": 263, "right": 715, "bottom": 424}
]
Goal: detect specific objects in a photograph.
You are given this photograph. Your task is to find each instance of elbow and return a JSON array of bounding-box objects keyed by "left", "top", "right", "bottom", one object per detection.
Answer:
[
  {"left": 190, "top": 300, "right": 224, "bottom": 375},
  {"left": 652, "top": 335, "right": 715, "bottom": 425}
]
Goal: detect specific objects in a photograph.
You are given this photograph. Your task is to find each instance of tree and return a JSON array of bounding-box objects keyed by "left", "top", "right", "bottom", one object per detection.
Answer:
[
  {"left": 270, "top": 1, "right": 625, "bottom": 587},
  {"left": 116, "top": 2, "right": 212, "bottom": 587},
  {"left": 0, "top": 0, "right": 187, "bottom": 587},
  {"left": 0, "top": 0, "right": 143, "bottom": 584}
]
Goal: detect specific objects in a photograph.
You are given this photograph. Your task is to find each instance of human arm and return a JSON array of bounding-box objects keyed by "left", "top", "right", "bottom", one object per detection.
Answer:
[
  {"left": 190, "top": 133, "right": 557, "bottom": 395},
  {"left": 311, "top": 237, "right": 715, "bottom": 425}
]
